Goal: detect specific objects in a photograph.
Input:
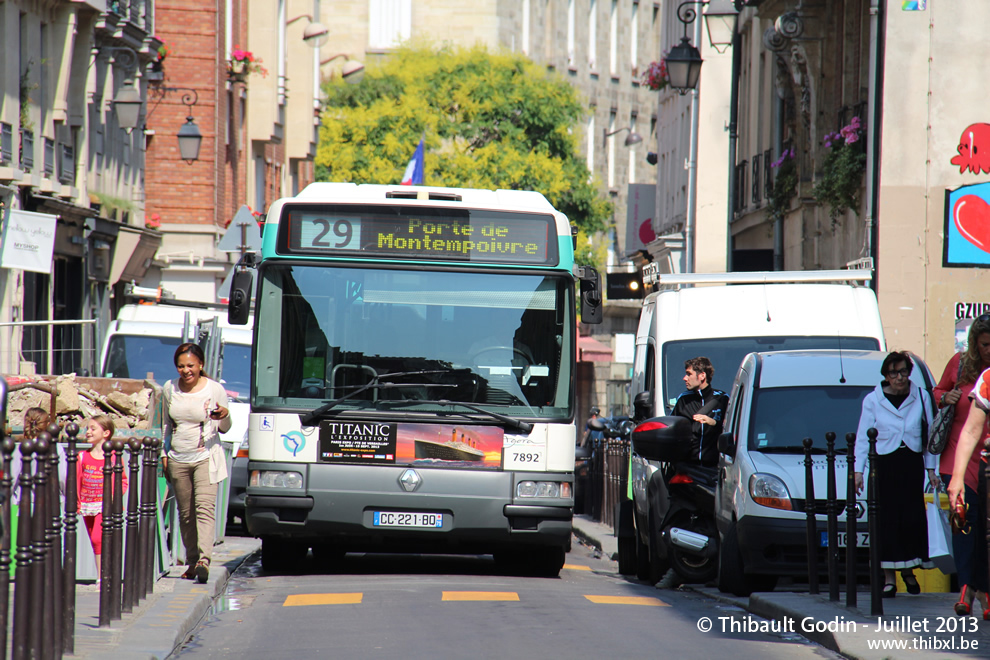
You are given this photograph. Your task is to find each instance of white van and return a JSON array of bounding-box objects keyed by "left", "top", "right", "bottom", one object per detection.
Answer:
[
  {"left": 99, "top": 303, "right": 253, "bottom": 441},
  {"left": 621, "top": 270, "right": 886, "bottom": 582},
  {"left": 715, "top": 349, "right": 935, "bottom": 596}
]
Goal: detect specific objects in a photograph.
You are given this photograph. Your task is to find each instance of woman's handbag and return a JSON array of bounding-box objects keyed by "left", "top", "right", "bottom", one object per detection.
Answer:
[
  {"left": 927, "top": 358, "right": 964, "bottom": 455},
  {"left": 927, "top": 405, "right": 954, "bottom": 455},
  {"left": 927, "top": 488, "right": 955, "bottom": 574}
]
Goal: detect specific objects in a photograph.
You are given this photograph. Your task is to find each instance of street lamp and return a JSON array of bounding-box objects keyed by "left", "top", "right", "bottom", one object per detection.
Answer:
[
  {"left": 286, "top": 14, "right": 330, "bottom": 48},
  {"left": 175, "top": 90, "right": 202, "bottom": 164},
  {"left": 321, "top": 54, "right": 365, "bottom": 84},
  {"left": 112, "top": 82, "right": 143, "bottom": 131},
  {"left": 666, "top": 0, "right": 739, "bottom": 93},
  {"left": 604, "top": 127, "right": 644, "bottom": 147}
]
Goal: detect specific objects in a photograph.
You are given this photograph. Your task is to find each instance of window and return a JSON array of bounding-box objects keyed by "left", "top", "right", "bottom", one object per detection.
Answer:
[
  {"left": 522, "top": 0, "right": 531, "bottom": 55},
  {"left": 630, "top": 2, "right": 639, "bottom": 76},
  {"left": 588, "top": 0, "right": 597, "bottom": 70},
  {"left": 567, "top": 0, "right": 576, "bottom": 66},
  {"left": 369, "top": 0, "right": 411, "bottom": 50},
  {"left": 609, "top": 0, "right": 617, "bottom": 76},
  {"left": 586, "top": 113, "right": 595, "bottom": 174}
]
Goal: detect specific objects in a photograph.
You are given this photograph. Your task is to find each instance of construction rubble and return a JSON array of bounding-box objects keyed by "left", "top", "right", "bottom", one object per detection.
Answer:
[{"left": 5, "top": 374, "right": 159, "bottom": 433}]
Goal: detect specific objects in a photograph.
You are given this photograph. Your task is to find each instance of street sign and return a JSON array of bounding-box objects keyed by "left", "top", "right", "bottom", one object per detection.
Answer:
[{"left": 218, "top": 205, "right": 262, "bottom": 252}]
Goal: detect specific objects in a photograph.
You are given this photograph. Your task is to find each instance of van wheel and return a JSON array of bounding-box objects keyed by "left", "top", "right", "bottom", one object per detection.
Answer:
[
  {"left": 615, "top": 500, "right": 636, "bottom": 576},
  {"left": 635, "top": 528, "right": 651, "bottom": 581},
  {"left": 667, "top": 512, "right": 717, "bottom": 584},
  {"left": 645, "top": 515, "right": 669, "bottom": 585},
  {"left": 717, "top": 522, "right": 777, "bottom": 596}
]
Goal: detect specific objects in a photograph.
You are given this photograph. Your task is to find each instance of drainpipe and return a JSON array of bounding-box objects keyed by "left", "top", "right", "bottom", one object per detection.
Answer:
[
  {"left": 726, "top": 29, "right": 741, "bottom": 272},
  {"left": 773, "top": 79, "right": 784, "bottom": 271},
  {"left": 864, "top": 0, "right": 884, "bottom": 292}
]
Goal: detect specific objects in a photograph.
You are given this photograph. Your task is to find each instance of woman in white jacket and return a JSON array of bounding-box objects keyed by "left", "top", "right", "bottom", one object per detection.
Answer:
[{"left": 854, "top": 351, "right": 938, "bottom": 597}]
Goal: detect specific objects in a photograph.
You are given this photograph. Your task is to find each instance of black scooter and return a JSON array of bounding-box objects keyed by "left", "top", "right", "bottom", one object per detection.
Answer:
[{"left": 632, "top": 415, "right": 719, "bottom": 584}]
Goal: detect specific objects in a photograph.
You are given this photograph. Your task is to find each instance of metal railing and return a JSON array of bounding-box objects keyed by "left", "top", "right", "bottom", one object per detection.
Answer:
[
  {"left": 0, "top": 319, "right": 98, "bottom": 378},
  {"left": 585, "top": 437, "right": 629, "bottom": 530}
]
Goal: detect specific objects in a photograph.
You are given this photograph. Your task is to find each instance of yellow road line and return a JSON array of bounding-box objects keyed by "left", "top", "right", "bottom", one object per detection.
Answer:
[
  {"left": 283, "top": 593, "right": 363, "bottom": 606},
  {"left": 584, "top": 595, "right": 668, "bottom": 606},
  {"left": 562, "top": 563, "right": 592, "bottom": 571},
  {"left": 442, "top": 591, "right": 520, "bottom": 601}
]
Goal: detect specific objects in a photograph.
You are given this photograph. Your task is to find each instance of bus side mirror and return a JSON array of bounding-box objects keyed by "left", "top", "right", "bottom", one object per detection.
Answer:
[
  {"left": 228, "top": 269, "right": 254, "bottom": 326},
  {"left": 576, "top": 266, "right": 602, "bottom": 324}
]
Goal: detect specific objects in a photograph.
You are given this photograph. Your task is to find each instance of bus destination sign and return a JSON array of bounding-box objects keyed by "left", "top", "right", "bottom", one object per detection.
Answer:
[{"left": 283, "top": 209, "right": 556, "bottom": 266}]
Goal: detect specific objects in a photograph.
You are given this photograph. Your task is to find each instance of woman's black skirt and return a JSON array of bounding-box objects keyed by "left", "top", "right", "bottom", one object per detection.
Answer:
[{"left": 875, "top": 445, "right": 931, "bottom": 569}]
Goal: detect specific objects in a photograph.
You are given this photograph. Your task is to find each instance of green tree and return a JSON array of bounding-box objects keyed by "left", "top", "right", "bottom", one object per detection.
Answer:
[{"left": 316, "top": 44, "right": 613, "bottom": 245}]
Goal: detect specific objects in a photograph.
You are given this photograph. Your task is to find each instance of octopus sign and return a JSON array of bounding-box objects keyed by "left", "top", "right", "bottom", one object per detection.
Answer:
[
  {"left": 945, "top": 181, "right": 990, "bottom": 267},
  {"left": 950, "top": 123, "right": 990, "bottom": 175}
]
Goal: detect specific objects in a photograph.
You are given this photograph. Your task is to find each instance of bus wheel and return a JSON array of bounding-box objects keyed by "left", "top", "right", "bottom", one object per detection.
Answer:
[{"left": 261, "top": 537, "right": 308, "bottom": 573}]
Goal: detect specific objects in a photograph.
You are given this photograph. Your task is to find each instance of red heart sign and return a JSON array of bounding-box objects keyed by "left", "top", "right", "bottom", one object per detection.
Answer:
[{"left": 953, "top": 194, "right": 990, "bottom": 253}]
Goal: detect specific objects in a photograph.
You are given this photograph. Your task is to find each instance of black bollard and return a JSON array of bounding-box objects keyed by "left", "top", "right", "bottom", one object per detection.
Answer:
[
  {"left": 144, "top": 438, "right": 163, "bottom": 596},
  {"left": 62, "top": 422, "right": 80, "bottom": 654},
  {"left": 867, "top": 427, "right": 883, "bottom": 616},
  {"left": 48, "top": 421, "right": 65, "bottom": 657},
  {"left": 137, "top": 437, "right": 152, "bottom": 600},
  {"left": 0, "top": 435, "right": 14, "bottom": 658},
  {"left": 825, "top": 431, "right": 839, "bottom": 602},
  {"left": 123, "top": 437, "right": 142, "bottom": 613},
  {"left": 803, "top": 437, "right": 819, "bottom": 595},
  {"left": 12, "top": 439, "right": 36, "bottom": 660},
  {"left": 99, "top": 439, "right": 113, "bottom": 627},
  {"left": 110, "top": 438, "right": 125, "bottom": 620},
  {"left": 845, "top": 432, "right": 858, "bottom": 608},
  {"left": 30, "top": 432, "right": 50, "bottom": 660}
]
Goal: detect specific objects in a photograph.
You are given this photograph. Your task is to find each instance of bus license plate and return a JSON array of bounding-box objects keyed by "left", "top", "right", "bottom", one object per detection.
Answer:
[
  {"left": 820, "top": 531, "right": 869, "bottom": 548},
  {"left": 373, "top": 512, "right": 443, "bottom": 528}
]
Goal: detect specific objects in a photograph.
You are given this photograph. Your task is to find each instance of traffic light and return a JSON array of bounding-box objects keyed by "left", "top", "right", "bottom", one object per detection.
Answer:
[{"left": 606, "top": 272, "right": 644, "bottom": 299}]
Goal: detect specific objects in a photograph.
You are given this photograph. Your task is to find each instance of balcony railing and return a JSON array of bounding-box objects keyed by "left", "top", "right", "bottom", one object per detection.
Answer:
[
  {"left": 763, "top": 148, "right": 773, "bottom": 200},
  {"left": 0, "top": 123, "right": 11, "bottom": 165},
  {"left": 19, "top": 129, "right": 34, "bottom": 172},
  {"left": 735, "top": 161, "right": 748, "bottom": 212},
  {"left": 44, "top": 137, "right": 55, "bottom": 177},
  {"left": 59, "top": 143, "right": 75, "bottom": 185},
  {"left": 751, "top": 153, "right": 762, "bottom": 205}
]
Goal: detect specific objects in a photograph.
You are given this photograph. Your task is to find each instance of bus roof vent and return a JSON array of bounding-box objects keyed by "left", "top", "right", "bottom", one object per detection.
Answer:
[{"left": 385, "top": 190, "right": 463, "bottom": 202}]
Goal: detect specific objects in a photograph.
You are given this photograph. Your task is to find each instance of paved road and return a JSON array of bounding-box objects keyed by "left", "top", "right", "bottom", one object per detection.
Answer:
[{"left": 170, "top": 538, "right": 840, "bottom": 660}]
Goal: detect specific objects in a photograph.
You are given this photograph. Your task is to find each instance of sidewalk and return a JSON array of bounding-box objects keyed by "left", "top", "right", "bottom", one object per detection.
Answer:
[
  {"left": 65, "top": 535, "right": 262, "bottom": 660},
  {"left": 572, "top": 514, "right": 990, "bottom": 660}
]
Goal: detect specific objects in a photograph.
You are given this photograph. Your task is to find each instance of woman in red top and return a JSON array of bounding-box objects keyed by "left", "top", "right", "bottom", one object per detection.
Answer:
[{"left": 934, "top": 314, "right": 990, "bottom": 616}]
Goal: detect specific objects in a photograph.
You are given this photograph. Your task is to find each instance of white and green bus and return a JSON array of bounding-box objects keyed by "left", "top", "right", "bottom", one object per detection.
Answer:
[{"left": 227, "top": 183, "right": 602, "bottom": 576}]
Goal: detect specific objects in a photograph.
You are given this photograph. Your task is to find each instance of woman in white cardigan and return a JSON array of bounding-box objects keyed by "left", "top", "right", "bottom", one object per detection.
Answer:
[
  {"left": 162, "top": 342, "right": 233, "bottom": 584},
  {"left": 853, "top": 351, "right": 938, "bottom": 597}
]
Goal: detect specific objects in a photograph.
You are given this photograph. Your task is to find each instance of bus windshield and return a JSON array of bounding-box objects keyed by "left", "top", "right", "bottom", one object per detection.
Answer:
[{"left": 253, "top": 264, "right": 574, "bottom": 419}]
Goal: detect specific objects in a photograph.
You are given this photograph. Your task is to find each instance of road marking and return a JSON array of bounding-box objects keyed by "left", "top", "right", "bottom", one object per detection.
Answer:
[
  {"left": 584, "top": 595, "right": 668, "bottom": 606},
  {"left": 283, "top": 593, "right": 363, "bottom": 606},
  {"left": 563, "top": 563, "right": 592, "bottom": 571},
  {"left": 442, "top": 591, "right": 520, "bottom": 601}
]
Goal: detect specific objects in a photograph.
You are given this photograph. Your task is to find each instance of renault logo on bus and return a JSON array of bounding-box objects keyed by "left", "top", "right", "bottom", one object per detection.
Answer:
[{"left": 398, "top": 469, "right": 422, "bottom": 492}]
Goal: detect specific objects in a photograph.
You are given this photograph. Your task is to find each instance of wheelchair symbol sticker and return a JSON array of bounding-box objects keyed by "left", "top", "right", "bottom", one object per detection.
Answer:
[{"left": 260, "top": 416, "right": 274, "bottom": 431}]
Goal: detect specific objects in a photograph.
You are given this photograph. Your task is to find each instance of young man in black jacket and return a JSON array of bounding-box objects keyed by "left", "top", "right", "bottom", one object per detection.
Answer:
[{"left": 671, "top": 357, "right": 728, "bottom": 466}]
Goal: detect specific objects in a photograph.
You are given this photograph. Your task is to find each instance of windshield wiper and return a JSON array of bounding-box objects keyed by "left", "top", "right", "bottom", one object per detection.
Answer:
[
  {"left": 381, "top": 398, "right": 534, "bottom": 434},
  {"left": 299, "top": 370, "right": 447, "bottom": 426}
]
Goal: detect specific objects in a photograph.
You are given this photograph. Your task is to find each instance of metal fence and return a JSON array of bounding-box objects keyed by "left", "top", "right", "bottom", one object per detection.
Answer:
[
  {"left": 0, "top": 320, "right": 98, "bottom": 378},
  {"left": 585, "top": 438, "right": 630, "bottom": 530}
]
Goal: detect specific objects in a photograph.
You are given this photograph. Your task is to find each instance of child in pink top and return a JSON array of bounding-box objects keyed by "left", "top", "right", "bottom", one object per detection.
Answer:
[{"left": 78, "top": 415, "right": 127, "bottom": 580}]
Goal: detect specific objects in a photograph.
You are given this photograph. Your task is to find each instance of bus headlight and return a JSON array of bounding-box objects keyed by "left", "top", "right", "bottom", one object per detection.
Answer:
[
  {"left": 516, "top": 481, "right": 569, "bottom": 498},
  {"left": 250, "top": 470, "right": 304, "bottom": 489}
]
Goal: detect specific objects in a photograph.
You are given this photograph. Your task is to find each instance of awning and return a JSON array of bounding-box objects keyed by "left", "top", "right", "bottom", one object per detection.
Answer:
[{"left": 578, "top": 335, "right": 614, "bottom": 362}]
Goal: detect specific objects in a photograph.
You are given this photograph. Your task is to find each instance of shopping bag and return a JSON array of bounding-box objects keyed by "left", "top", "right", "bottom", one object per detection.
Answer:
[{"left": 927, "top": 497, "right": 955, "bottom": 574}]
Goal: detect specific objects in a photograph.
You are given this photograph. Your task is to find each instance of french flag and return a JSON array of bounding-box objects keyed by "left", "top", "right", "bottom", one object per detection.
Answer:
[{"left": 400, "top": 138, "right": 425, "bottom": 185}]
